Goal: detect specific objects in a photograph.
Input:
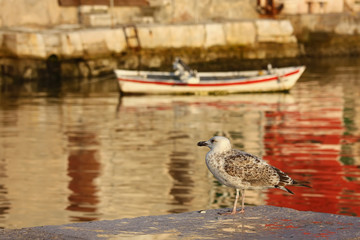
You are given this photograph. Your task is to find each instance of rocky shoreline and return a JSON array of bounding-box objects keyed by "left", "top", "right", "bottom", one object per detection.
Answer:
[{"left": 1, "top": 206, "right": 359, "bottom": 240}]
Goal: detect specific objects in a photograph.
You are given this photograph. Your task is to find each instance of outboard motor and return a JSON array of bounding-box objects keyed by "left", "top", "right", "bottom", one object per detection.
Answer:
[{"left": 173, "top": 58, "right": 200, "bottom": 83}]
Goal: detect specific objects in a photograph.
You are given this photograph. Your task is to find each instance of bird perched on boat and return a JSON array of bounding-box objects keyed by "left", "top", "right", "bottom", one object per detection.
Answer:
[{"left": 197, "top": 136, "right": 311, "bottom": 215}]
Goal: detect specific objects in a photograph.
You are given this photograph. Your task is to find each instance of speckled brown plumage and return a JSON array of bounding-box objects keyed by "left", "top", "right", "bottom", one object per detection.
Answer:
[
  {"left": 223, "top": 149, "right": 294, "bottom": 190},
  {"left": 197, "top": 136, "right": 311, "bottom": 215}
]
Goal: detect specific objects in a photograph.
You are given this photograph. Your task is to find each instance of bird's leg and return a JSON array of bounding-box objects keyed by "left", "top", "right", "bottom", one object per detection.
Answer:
[
  {"left": 231, "top": 188, "right": 240, "bottom": 214},
  {"left": 239, "top": 189, "right": 245, "bottom": 213},
  {"left": 220, "top": 189, "right": 243, "bottom": 215}
]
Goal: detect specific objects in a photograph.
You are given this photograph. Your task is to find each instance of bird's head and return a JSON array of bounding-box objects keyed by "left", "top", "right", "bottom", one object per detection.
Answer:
[{"left": 197, "top": 136, "right": 231, "bottom": 152}]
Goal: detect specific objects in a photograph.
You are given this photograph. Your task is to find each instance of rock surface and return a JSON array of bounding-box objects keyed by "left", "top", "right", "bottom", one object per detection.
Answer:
[{"left": 1, "top": 206, "right": 359, "bottom": 240}]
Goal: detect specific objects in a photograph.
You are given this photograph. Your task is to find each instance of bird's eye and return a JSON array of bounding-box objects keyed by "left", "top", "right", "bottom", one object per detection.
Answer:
[{"left": 211, "top": 139, "right": 215, "bottom": 143}]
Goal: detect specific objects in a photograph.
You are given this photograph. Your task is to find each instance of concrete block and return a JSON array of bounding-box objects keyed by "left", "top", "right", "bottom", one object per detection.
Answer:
[
  {"left": 170, "top": 24, "right": 204, "bottom": 48},
  {"left": 148, "top": 0, "right": 170, "bottom": 7},
  {"left": 79, "top": 5, "right": 93, "bottom": 14},
  {"left": 92, "top": 5, "right": 109, "bottom": 13},
  {"left": 60, "top": 32, "right": 83, "bottom": 57},
  {"left": 279, "top": 20, "right": 294, "bottom": 35},
  {"left": 77, "top": 29, "right": 126, "bottom": 56},
  {"left": 80, "top": 30, "right": 107, "bottom": 45},
  {"left": 79, "top": 5, "right": 108, "bottom": 14},
  {"left": 5, "top": 33, "right": 47, "bottom": 58},
  {"left": 131, "top": 16, "right": 154, "bottom": 24},
  {"left": 334, "top": 19, "right": 360, "bottom": 35},
  {"left": 256, "top": 20, "right": 296, "bottom": 43},
  {"left": 256, "top": 20, "right": 294, "bottom": 36},
  {"left": 104, "top": 29, "right": 127, "bottom": 53},
  {"left": 43, "top": 33, "right": 60, "bottom": 47},
  {"left": 28, "top": 33, "right": 47, "bottom": 58},
  {"left": 137, "top": 25, "right": 171, "bottom": 48},
  {"left": 334, "top": 23, "right": 351, "bottom": 35},
  {"left": 43, "top": 33, "right": 61, "bottom": 56},
  {"left": 137, "top": 24, "right": 204, "bottom": 48},
  {"left": 3, "top": 33, "right": 17, "bottom": 55},
  {"left": 0, "top": 32, "right": 3, "bottom": 51},
  {"left": 224, "top": 21, "right": 256, "bottom": 45},
  {"left": 204, "top": 23, "right": 225, "bottom": 48},
  {"left": 281, "top": 0, "right": 300, "bottom": 14},
  {"left": 82, "top": 13, "right": 112, "bottom": 27},
  {"left": 294, "top": 15, "right": 318, "bottom": 32},
  {"left": 80, "top": 30, "right": 108, "bottom": 56},
  {"left": 256, "top": 20, "right": 279, "bottom": 37}
]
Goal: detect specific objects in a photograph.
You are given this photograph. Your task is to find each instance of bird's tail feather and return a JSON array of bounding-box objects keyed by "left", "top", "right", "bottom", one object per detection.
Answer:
[
  {"left": 292, "top": 180, "right": 311, "bottom": 188},
  {"left": 275, "top": 185, "right": 294, "bottom": 194}
]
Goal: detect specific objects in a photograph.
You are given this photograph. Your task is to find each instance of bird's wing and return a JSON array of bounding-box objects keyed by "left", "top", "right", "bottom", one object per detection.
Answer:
[
  {"left": 271, "top": 166, "right": 293, "bottom": 186},
  {"left": 223, "top": 150, "right": 283, "bottom": 187}
]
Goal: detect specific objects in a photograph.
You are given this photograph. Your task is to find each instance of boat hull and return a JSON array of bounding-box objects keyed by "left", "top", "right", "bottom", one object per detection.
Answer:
[{"left": 115, "top": 66, "right": 305, "bottom": 94}]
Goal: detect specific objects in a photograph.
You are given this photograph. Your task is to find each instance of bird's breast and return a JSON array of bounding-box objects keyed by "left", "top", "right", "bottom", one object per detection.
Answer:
[{"left": 205, "top": 152, "right": 234, "bottom": 186}]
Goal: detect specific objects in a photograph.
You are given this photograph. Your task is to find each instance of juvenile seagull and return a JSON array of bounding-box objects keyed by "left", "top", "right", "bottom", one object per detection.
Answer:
[{"left": 197, "top": 136, "right": 310, "bottom": 215}]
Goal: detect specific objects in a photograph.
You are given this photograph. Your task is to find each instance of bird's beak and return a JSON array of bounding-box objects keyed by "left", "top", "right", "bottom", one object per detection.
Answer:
[{"left": 197, "top": 141, "right": 208, "bottom": 147}]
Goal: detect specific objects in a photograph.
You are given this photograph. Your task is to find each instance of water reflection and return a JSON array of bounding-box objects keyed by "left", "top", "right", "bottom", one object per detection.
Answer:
[
  {"left": 66, "top": 131, "right": 100, "bottom": 222},
  {"left": 263, "top": 83, "right": 347, "bottom": 214},
  {"left": 116, "top": 94, "right": 300, "bottom": 213},
  {"left": 168, "top": 144, "right": 195, "bottom": 213},
  {"left": 0, "top": 74, "right": 118, "bottom": 98},
  {"left": 0, "top": 58, "right": 359, "bottom": 229}
]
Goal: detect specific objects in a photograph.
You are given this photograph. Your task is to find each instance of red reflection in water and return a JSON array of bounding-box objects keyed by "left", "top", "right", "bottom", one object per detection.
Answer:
[
  {"left": 119, "top": 95, "right": 360, "bottom": 217},
  {"left": 66, "top": 131, "right": 100, "bottom": 222},
  {"left": 264, "top": 106, "right": 360, "bottom": 216}
]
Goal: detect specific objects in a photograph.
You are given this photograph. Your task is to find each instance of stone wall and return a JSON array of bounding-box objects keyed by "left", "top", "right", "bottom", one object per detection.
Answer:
[
  {"left": 278, "top": 0, "right": 344, "bottom": 14},
  {"left": 287, "top": 13, "right": 360, "bottom": 36},
  {"left": 0, "top": 19, "right": 299, "bottom": 79},
  {"left": 153, "top": 0, "right": 258, "bottom": 23},
  {"left": 0, "top": 0, "right": 78, "bottom": 28},
  {"left": 286, "top": 13, "right": 360, "bottom": 56},
  {"left": 0, "top": 0, "right": 257, "bottom": 28},
  {"left": 0, "top": 20, "right": 297, "bottom": 59}
]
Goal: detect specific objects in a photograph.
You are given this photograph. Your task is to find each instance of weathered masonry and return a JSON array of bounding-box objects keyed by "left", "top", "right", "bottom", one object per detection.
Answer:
[
  {"left": 1, "top": 0, "right": 360, "bottom": 79},
  {"left": 0, "top": 19, "right": 299, "bottom": 79}
]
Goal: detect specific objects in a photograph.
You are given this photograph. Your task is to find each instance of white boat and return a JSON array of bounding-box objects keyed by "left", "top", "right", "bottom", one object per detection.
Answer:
[{"left": 114, "top": 59, "right": 305, "bottom": 94}]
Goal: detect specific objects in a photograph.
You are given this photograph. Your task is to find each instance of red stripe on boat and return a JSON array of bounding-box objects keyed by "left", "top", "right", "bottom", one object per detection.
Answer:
[{"left": 118, "top": 69, "right": 300, "bottom": 87}]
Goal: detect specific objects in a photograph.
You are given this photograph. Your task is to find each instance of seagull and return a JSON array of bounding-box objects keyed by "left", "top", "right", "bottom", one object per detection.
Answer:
[{"left": 197, "top": 136, "right": 311, "bottom": 215}]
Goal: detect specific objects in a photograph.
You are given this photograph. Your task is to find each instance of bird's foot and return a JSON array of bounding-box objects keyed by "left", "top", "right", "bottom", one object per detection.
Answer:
[{"left": 219, "top": 209, "right": 244, "bottom": 215}]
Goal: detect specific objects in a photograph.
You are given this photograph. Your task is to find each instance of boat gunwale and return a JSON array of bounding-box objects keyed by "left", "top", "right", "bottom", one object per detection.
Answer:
[{"left": 116, "top": 66, "right": 305, "bottom": 87}]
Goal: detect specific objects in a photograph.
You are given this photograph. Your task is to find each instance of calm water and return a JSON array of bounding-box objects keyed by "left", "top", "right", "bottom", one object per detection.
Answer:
[{"left": 0, "top": 58, "right": 359, "bottom": 229}]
